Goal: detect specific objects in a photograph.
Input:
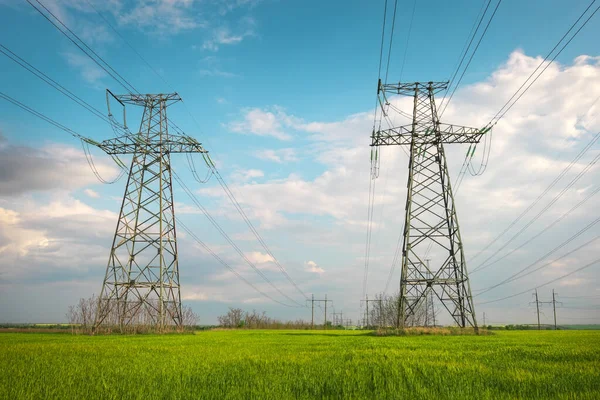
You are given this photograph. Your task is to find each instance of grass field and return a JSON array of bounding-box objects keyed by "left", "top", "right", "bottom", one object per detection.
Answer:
[{"left": 1, "top": 330, "right": 599, "bottom": 399}]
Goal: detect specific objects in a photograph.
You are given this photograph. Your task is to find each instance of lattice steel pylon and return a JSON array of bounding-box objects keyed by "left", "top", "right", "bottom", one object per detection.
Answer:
[
  {"left": 372, "top": 81, "right": 490, "bottom": 330},
  {"left": 92, "top": 92, "right": 207, "bottom": 331}
]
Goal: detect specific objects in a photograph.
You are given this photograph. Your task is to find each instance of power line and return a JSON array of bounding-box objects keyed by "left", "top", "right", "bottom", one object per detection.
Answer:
[
  {"left": 472, "top": 148, "right": 600, "bottom": 273},
  {"left": 476, "top": 257, "right": 600, "bottom": 305},
  {"left": 0, "top": 43, "right": 128, "bottom": 134},
  {"left": 472, "top": 185, "right": 600, "bottom": 274},
  {"left": 0, "top": 91, "right": 87, "bottom": 141},
  {"left": 383, "top": 0, "right": 398, "bottom": 84},
  {"left": 26, "top": 0, "right": 139, "bottom": 95},
  {"left": 176, "top": 218, "right": 295, "bottom": 307},
  {"left": 206, "top": 165, "right": 310, "bottom": 300},
  {"left": 0, "top": 91, "right": 125, "bottom": 184},
  {"left": 398, "top": 0, "right": 417, "bottom": 82},
  {"left": 83, "top": 0, "right": 172, "bottom": 91},
  {"left": 438, "top": 0, "right": 494, "bottom": 112},
  {"left": 172, "top": 169, "right": 305, "bottom": 308},
  {"left": 469, "top": 129, "right": 600, "bottom": 264},
  {"left": 475, "top": 229, "right": 600, "bottom": 296},
  {"left": 439, "top": 0, "right": 503, "bottom": 117},
  {"left": 486, "top": 0, "right": 599, "bottom": 127}
]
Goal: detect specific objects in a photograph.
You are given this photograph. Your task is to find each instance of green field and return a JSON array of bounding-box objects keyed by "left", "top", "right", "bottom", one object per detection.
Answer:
[{"left": 1, "top": 330, "right": 599, "bottom": 399}]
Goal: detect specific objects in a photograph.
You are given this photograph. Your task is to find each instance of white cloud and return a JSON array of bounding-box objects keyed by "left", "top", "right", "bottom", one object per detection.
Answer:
[
  {"left": 245, "top": 251, "right": 274, "bottom": 265},
  {"left": 305, "top": 260, "right": 324, "bottom": 274},
  {"left": 559, "top": 278, "right": 585, "bottom": 287},
  {"left": 228, "top": 107, "right": 300, "bottom": 140},
  {"left": 116, "top": 0, "right": 205, "bottom": 35},
  {"left": 202, "top": 22, "right": 255, "bottom": 51},
  {"left": 84, "top": 189, "right": 100, "bottom": 198},
  {"left": 0, "top": 141, "right": 120, "bottom": 196},
  {"left": 63, "top": 51, "right": 107, "bottom": 84},
  {"left": 254, "top": 148, "right": 298, "bottom": 163},
  {"left": 231, "top": 168, "right": 264, "bottom": 183},
  {"left": 199, "top": 69, "right": 238, "bottom": 78}
]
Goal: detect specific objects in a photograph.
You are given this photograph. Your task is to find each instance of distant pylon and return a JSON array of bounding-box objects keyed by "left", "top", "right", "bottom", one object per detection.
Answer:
[
  {"left": 93, "top": 92, "right": 207, "bottom": 330},
  {"left": 372, "top": 81, "right": 489, "bottom": 329}
]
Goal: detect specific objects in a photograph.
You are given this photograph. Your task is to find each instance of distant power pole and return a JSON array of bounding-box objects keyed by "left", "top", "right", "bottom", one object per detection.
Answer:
[
  {"left": 332, "top": 311, "right": 343, "bottom": 326},
  {"left": 551, "top": 289, "right": 562, "bottom": 330},
  {"left": 483, "top": 312, "right": 486, "bottom": 327},
  {"left": 308, "top": 295, "right": 332, "bottom": 330},
  {"left": 361, "top": 295, "right": 383, "bottom": 328},
  {"left": 535, "top": 289, "right": 541, "bottom": 330},
  {"left": 310, "top": 294, "right": 314, "bottom": 329}
]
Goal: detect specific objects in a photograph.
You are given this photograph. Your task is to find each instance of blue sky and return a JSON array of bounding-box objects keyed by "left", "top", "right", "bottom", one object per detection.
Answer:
[{"left": 0, "top": 0, "right": 599, "bottom": 326}]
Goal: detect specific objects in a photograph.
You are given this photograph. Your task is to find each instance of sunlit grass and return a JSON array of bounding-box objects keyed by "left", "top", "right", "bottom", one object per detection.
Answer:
[{"left": 0, "top": 330, "right": 599, "bottom": 399}]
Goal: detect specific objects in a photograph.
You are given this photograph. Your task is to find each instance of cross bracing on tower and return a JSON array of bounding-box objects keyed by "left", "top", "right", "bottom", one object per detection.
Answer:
[
  {"left": 92, "top": 93, "right": 207, "bottom": 330},
  {"left": 371, "top": 80, "right": 490, "bottom": 329}
]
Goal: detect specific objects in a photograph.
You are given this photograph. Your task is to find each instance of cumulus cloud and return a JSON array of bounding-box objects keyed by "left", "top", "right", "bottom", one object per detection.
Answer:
[
  {"left": 254, "top": 148, "right": 298, "bottom": 163},
  {"left": 305, "top": 260, "right": 324, "bottom": 274},
  {"left": 202, "top": 20, "right": 255, "bottom": 51},
  {"left": 0, "top": 141, "right": 120, "bottom": 196},
  {"left": 84, "top": 189, "right": 100, "bottom": 198},
  {"left": 62, "top": 51, "right": 107, "bottom": 84},
  {"left": 115, "top": 0, "right": 205, "bottom": 35},
  {"left": 228, "top": 106, "right": 302, "bottom": 140},
  {"left": 231, "top": 168, "right": 264, "bottom": 183}
]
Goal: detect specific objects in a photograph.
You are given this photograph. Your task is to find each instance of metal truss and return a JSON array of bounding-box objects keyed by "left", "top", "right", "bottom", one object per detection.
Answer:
[
  {"left": 373, "top": 81, "right": 480, "bottom": 329},
  {"left": 94, "top": 93, "right": 206, "bottom": 331},
  {"left": 371, "top": 124, "right": 488, "bottom": 146}
]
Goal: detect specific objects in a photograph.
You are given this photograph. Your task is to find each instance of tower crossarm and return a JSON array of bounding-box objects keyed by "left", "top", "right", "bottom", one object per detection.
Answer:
[
  {"left": 378, "top": 81, "right": 448, "bottom": 97},
  {"left": 87, "top": 133, "right": 208, "bottom": 155},
  {"left": 371, "top": 123, "right": 490, "bottom": 147}
]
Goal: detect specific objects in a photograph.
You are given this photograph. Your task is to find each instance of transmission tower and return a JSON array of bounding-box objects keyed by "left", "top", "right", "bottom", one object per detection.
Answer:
[
  {"left": 92, "top": 92, "right": 207, "bottom": 331},
  {"left": 372, "top": 81, "right": 489, "bottom": 330}
]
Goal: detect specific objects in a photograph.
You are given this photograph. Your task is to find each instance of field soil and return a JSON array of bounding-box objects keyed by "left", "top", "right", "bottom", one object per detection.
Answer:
[{"left": 1, "top": 330, "right": 599, "bottom": 399}]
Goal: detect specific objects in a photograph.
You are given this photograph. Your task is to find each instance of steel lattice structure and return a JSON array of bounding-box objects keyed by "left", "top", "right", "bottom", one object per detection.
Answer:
[
  {"left": 372, "top": 81, "right": 487, "bottom": 329},
  {"left": 93, "top": 93, "right": 207, "bottom": 331}
]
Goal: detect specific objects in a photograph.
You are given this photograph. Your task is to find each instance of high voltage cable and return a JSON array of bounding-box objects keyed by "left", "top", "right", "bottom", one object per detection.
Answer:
[
  {"left": 82, "top": 0, "right": 172, "bottom": 91},
  {"left": 476, "top": 258, "right": 600, "bottom": 305},
  {"left": 398, "top": 0, "right": 417, "bottom": 82},
  {"left": 26, "top": 0, "right": 139, "bottom": 95},
  {"left": 438, "top": 0, "right": 494, "bottom": 112},
  {"left": 486, "top": 0, "right": 599, "bottom": 127},
  {"left": 383, "top": 224, "right": 403, "bottom": 293},
  {"left": 472, "top": 185, "right": 600, "bottom": 274},
  {"left": 472, "top": 148, "right": 600, "bottom": 273},
  {"left": 176, "top": 218, "right": 295, "bottom": 307},
  {"left": 469, "top": 130, "right": 600, "bottom": 263},
  {"left": 452, "top": 1, "right": 597, "bottom": 196},
  {"left": 0, "top": 43, "right": 128, "bottom": 134},
  {"left": 439, "top": 0, "right": 503, "bottom": 117},
  {"left": 364, "top": 0, "right": 392, "bottom": 304},
  {"left": 206, "top": 165, "right": 310, "bottom": 300},
  {"left": 0, "top": 91, "right": 124, "bottom": 183},
  {"left": 172, "top": 170, "right": 305, "bottom": 308},
  {"left": 0, "top": 91, "right": 88, "bottom": 141},
  {"left": 475, "top": 228, "right": 600, "bottom": 296},
  {"left": 383, "top": 0, "right": 398, "bottom": 84}
]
